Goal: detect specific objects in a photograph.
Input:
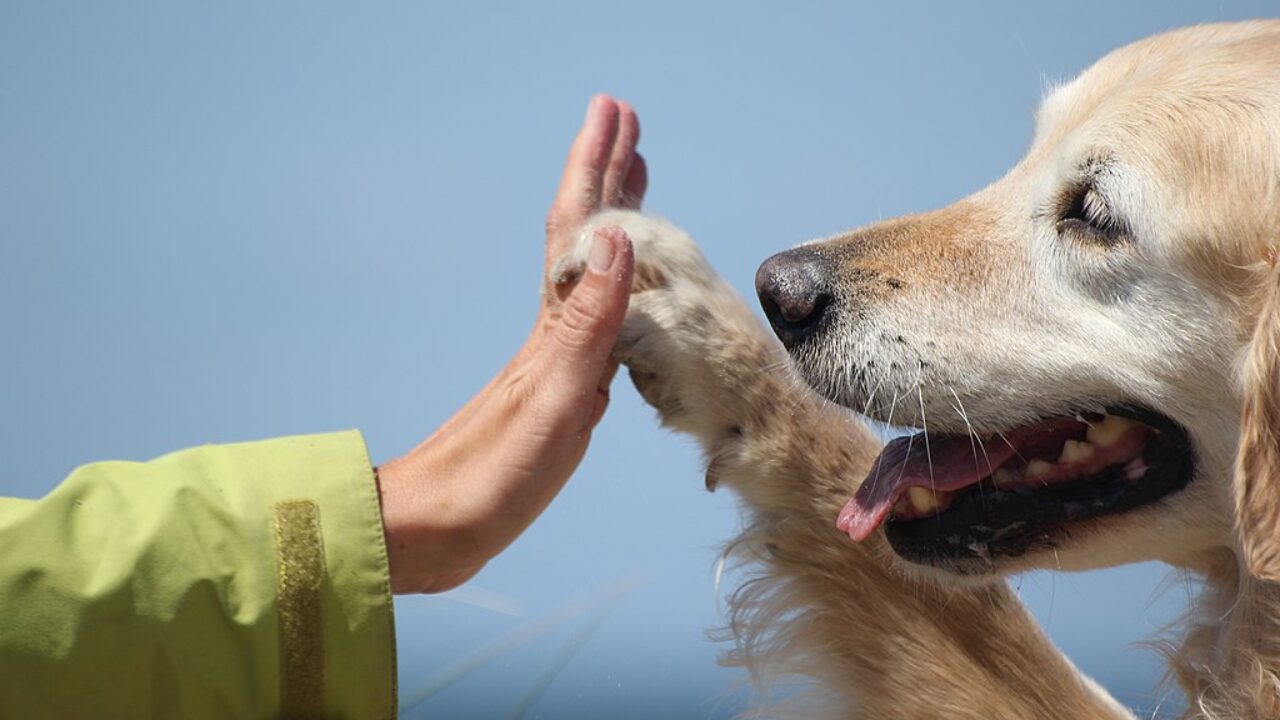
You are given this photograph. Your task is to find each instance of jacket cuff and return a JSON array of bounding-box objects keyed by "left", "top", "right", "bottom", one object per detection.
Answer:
[{"left": 207, "top": 430, "right": 397, "bottom": 719}]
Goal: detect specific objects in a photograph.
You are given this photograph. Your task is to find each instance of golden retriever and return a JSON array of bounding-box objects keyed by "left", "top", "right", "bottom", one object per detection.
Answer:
[{"left": 553, "top": 19, "right": 1280, "bottom": 719}]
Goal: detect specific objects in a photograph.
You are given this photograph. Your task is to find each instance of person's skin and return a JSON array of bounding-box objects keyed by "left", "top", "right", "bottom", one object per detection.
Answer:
[{"left": 376, "top": 95, "right": 647, "bottom": 594}]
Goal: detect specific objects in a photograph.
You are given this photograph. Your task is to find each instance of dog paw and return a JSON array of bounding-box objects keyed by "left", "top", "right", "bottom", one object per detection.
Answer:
[
  {"left": 549, "top": 209, "right": 718, "bottom": 295},
  {"left": 549, "top": 211, "right": 785, "bottom": 451}
]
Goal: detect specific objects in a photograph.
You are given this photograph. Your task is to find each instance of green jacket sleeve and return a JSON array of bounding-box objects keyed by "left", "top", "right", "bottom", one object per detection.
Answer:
[{"left": 0, "top": 431, "right": 397, "bottom": 720}]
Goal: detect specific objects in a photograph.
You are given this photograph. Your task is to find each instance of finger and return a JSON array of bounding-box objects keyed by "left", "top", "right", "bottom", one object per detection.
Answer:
[
  {"left": 549, "top": 226, "right": 635, "bottom": 386},
  {"left": 587, "top": 360, "right": 620, "bottom": 428},
  {"left": 600, "top": 359, "right": 621, "bottom": 389},
  {"left": 601, "top": 101, "right": 640, "bottom": 206},
  {"left": 619, "top": 153, "right": 647, "bottom": 210},
  {"left": 546, "top": 95, "right": 620, "bottom": 258}
]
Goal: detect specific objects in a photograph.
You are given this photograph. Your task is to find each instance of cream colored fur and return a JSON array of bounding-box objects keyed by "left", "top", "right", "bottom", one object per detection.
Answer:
[
  {"left": 553, "top": 212, "right": 1130, "bottom": 719},
  {"left": 551, "top": 20, "right": 1280, "bottom": 719}
]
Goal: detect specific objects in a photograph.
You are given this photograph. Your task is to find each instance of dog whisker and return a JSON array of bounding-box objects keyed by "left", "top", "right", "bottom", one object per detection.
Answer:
[
  {"left": 871, "top": 389, "right": 902, "bottom": 497},
  {"left": 948, "top": 386, "right": 995, "bottom": 480},
  {"left": 915, "top": 370, "right": 936, "bottom": 496}
]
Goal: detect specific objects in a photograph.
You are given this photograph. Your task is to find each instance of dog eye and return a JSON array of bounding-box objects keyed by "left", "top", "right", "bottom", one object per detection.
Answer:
[{"left": 1057, "top": 184, "right": 1125, "bottom": 246}]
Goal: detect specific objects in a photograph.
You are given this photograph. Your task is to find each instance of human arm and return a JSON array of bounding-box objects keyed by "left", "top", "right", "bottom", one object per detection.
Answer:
[
  {"left": 374, "top": 94, "right": 647, "bottom": 594},
  {"left": 0, "top": 431, "right": 395, "bottom": 719},
  {"left": 0, "top": 95, "right": 646, "bottom": 718}
]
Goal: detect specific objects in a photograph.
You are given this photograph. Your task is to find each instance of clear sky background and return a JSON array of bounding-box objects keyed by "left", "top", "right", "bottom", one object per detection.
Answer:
[{"left": 2, "top": 2, "right": 1274, "bottom": 718}]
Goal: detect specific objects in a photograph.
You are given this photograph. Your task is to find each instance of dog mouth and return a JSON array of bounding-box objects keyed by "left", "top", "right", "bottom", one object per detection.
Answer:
[{"left": 836, "top": 407, "right": 1195, "bottom": 567}]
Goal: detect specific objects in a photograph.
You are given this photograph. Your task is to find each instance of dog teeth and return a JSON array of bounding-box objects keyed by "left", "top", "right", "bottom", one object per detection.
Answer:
[
  {"left": 992, "top": 468, "right": 1016, "bottom": 486},
  {"left": 1085, "top": 414, "right": 1137, "bottom": 448},
  {"left": 1058, "top": 439, "right": 1096, "bottom": 464},
  {"left": 1124, "top": 458, "right": 1148, "bottom": 480},
  {"left": 904, "top": 487, "right": 954, "bottom": 515},
  {"left": 1026, "top": 459, "right": 1052, "bottom": 477},
  {"left": 907, "top": 487, "right": 941, "bottom": 513}
]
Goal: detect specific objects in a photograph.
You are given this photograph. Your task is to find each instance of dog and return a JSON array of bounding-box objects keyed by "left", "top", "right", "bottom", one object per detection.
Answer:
[{"left": 553, "top": 19, "right": 1280, "bottom": 719}]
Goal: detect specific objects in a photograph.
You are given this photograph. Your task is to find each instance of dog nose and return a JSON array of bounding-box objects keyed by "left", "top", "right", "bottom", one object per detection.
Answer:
[{"left": 755, "top": 249, "right": 833, "bottom": 348}]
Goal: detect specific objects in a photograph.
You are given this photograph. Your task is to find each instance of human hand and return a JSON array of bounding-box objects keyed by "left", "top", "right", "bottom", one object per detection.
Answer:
[{"left": 376, "top": 95, "right": 647, "bottom": 594}]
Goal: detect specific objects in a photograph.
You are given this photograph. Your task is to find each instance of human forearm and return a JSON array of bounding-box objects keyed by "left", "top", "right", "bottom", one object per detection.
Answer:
[{"left": 0, "top": 432, "right": 396, "bottom": 719}]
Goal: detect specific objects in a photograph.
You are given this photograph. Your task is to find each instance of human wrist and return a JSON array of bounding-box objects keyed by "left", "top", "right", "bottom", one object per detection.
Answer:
[
  {"left": 373, "top": 447, "right": 474, "bottom": 594},
  {"left": 374, "top": 390, "right": 520, "bottom": 594},
  {"left": 373, "top": 454, "right": 422, "bottom": 594}
]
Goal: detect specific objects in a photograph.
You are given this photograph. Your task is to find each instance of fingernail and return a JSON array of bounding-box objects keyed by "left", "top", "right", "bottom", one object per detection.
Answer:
[
  {"left": 589, "top": 231, "right": 616, "bottom": 272},
  {"left": 585, "top": 95, "right": 601, "bottom": 121}
]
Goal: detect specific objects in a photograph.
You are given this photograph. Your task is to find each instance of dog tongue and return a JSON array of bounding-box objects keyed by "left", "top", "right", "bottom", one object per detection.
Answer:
[
  {"left": 836, "top": 434, "right": 1022, "bottom": 542},
  {"left": 837, "top": 417, "right": 1088, "bottom": 541}
]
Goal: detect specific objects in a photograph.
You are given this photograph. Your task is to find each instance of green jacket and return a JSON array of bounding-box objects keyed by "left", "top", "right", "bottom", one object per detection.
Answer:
[{"left": 0, "top": 431, "right": 397, "bottom": 719}]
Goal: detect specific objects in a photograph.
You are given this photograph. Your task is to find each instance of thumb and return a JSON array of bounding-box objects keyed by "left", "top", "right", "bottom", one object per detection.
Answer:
[{"left": 551, "top": 226, "right": 634, "bottom": 377}]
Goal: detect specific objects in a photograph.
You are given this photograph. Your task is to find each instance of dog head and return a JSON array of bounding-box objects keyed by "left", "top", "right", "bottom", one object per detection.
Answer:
[{"left": 758, "top": 21, "right": 1280, "bottom": 579}]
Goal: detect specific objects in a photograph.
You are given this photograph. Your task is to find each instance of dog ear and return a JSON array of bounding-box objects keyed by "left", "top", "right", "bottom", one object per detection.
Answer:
[{"left": 1236, "top": 248, "right": 1280, "bottom": 581}]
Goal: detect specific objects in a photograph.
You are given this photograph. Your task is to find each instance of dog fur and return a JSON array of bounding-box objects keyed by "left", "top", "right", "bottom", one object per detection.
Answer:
[{"left": 553, "top": 20, "right": 1280, "bottom": 719}]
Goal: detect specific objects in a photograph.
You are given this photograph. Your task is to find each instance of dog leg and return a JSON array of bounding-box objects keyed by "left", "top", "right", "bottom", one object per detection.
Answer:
[{"left": 553, "top": 210, "right": 1132, "bottom": 720}]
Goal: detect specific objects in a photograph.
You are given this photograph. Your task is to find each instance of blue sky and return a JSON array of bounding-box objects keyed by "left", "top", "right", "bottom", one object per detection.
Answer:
[{"left": 2, "top": 2, "right": 1274, "bottom": 717}]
